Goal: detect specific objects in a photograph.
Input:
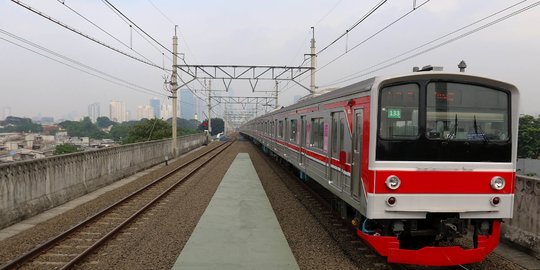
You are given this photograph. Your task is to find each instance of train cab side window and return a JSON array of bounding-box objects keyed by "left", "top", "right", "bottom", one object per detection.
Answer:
[
  {"left": 379, "top": 83, "right": 420, "bottom": 140},
  {"left": 311, "top": 118, "right": 324, "bottom": 149}
]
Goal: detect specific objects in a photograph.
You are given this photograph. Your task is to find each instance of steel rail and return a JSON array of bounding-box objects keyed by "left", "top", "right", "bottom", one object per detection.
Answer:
[
  {"left": 60, "top": 139, "right": 235, "bottom": 269},
  {"left": 0, "top": 141, "right": 233, "bottom": 270}
]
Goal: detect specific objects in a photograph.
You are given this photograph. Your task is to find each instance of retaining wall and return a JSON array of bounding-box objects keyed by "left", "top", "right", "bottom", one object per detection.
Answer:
[
  {"left": 0, "top": 134, "right": 205, "bottom": 229},
  {"left": 502, "top": 175, "right": 540, "bottom": 259}
]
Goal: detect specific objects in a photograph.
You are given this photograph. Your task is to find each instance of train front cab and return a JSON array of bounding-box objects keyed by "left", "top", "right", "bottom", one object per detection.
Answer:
[{"left": 355, "top": 73, "right": 519, "bottom": 266}]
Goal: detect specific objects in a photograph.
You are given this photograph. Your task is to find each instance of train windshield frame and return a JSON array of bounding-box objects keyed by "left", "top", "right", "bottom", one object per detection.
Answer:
[{"left": 376, "top": 80, "right": 512, "bottom": 162}]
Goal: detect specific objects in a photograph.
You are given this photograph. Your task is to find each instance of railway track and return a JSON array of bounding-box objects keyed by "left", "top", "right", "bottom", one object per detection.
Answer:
[
  {"left": 0, "top": 140, "right": 234, "bottom": 270},
  {"left": 251, "top": 146, "right": 390, "bottom": 269}
]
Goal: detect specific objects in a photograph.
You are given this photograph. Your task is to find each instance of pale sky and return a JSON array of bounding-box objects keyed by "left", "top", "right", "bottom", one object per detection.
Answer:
[{"left": 1, "top": 0, "right": 539, "bottom": 121}]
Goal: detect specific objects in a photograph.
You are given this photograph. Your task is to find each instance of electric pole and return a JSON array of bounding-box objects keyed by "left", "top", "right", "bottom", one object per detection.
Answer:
[
  {"left": 310, "top": 27, "right": 317, "bottom": 93},
  {"left": 207, "top": 80, "right": 212, "bottom": 134},
  {"left": 171, "top": 27, "right": 178, "bottom": 155},
  {"left": 275, "top": 80, "right": 279, "bottom": 109}
]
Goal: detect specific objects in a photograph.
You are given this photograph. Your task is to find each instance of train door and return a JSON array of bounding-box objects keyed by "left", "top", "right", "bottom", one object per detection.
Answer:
[
  {"left": 351, "top": 109, "right": 365, "bottom": 201},
  {"left": 330, "top": 111, "right": 345, "bottom": 192},
  {"left": 300, "top": 116, "right": 306, "bottom": 167}
]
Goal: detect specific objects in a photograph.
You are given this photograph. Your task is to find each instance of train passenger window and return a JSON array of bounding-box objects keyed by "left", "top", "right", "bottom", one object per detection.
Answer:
[
  {"left": 290, "top": 119, "right": 297, "bottom": 142},
  {"left": 311, "top": 118, "right": 324, "bottom": 149},
  {"left": 278, "top": 120, "right": 284, "bottom": 138},
  {"left": 379, "top": 83, "right": 420, "bottom": 139},
  {"left": 426, "top": 82, "right": 509, "bottom": 141}
]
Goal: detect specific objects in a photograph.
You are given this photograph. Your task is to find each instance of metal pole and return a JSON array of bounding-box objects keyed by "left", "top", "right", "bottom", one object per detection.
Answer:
[
  {"left": 208, "top": 80, "right": 212, "bottom": 134},
  {"left": 310, "top": 27, "right": 316, "bottom": 93},
  {"left": 171, "top": 27, "right": 178, "bottom": 155},
  {"left": 275, "top": 80, "right": 279, "bottom": 109},
  {"left": 224, "top": 104, "right": 228, "bottom": 135}
]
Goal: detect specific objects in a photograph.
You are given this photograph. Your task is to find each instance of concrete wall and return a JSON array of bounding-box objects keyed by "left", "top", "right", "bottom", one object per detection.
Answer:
[
  {"left": 517, "top": 158, "right": 540, "bottom": 177},
  {"left": 502, "top": 175, "right": 540, "bottom": 259},
  {"left": 0, "top": 134, "right": 205, "bottom": 229}
]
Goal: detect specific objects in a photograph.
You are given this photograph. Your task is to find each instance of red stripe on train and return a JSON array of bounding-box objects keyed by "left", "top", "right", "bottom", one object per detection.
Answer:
[{"left": 374, "top": 170, "right": 515, "bottom": 194}]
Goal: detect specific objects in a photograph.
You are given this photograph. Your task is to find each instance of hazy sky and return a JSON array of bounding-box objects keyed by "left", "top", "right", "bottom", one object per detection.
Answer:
[{"left": 1, "top": 0, "right": 539, "bottom": 121}]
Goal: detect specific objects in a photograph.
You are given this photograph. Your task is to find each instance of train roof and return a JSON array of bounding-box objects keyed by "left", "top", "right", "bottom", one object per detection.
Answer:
[{"left": 245, "top": 72, "right": 518, "bottom": 124}]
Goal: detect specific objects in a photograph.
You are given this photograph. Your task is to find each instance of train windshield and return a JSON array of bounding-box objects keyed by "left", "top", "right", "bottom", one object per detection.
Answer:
[
  {"left": 377, "top": 81, "right": 511, "bottom": 162},
  {"left": 425, "top": 82, "right": 509, "bottom": 141}
]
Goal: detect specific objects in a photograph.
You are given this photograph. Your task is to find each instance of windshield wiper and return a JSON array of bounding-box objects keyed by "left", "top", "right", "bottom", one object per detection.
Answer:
[
  {"left": 473, "top": 115, "right": 489, "bottom": 143},
  {"left": 447, "top": 114, "right": 458, "bottom": 140}
]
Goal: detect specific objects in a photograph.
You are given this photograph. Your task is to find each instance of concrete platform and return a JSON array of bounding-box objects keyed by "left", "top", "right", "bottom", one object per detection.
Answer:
[{"left": 171, "top": 153, "right": 299, "bottom": 270}]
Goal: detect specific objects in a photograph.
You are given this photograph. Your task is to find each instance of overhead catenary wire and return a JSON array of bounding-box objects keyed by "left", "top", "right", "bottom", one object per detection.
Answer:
[
  {"left": 321, "top": 0, "right": 537, "bottom": 87},
  {"left": 317, "top": 0, "right": 387, "bottom": 56},
  {"left": 279, "top": 0, "right": 430, "bottom": 94},
  {"left": 0, "top": 28, "right": 164, "bottom": 97},
  {"left": 316, "top": 0, "right": 431, "bottom": 75},
  {"left": 146, "top": 0, "right": 176, "bottom": 25},
  {"left": 55, "top": 0, "right": 156, "bottom": 65},
  {"left": 104, "top": 0, "right": 208, "bottom": 97},
  {"left": 101, "top": 0, "right": 173, "bottom": 55},
  {"left": 11, "top": 0, "right": 165, "bottom": 71},
  {"left": 101, "top": 0, "right": 173, "bottom": 63},
  {"left": 277, "top": 0, "right": 346, "bottom": 99},
  {"left": 0, "top": 35, "right": 166, "bottom": 98}
]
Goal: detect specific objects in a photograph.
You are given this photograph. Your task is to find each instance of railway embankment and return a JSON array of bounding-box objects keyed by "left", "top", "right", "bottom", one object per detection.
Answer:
[
  {"left": 0, "top": 134, "right": 205, "bottom": 229},
  {"left": 502, "top": 174, "right": 540, "bottom": 260}
]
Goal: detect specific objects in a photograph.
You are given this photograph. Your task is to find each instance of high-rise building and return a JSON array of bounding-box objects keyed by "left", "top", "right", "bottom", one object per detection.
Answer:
[
  {"left": 150, "top": 98, "right": 160, "bottom": 119},
  {"left": 180, "top": 89, "right": 196, "bottom": 119},
  {"left": 109, "top": 101, "right": 127, "bottom": 122},
  {"left": 136, "top": 105, "right": 154, "bottom": 120},
  {"left": 88, "top": 102, "right": 100, "bottom": 123},
  {"left": 160, "top": 104, "right": 173, "bottom": 120}
]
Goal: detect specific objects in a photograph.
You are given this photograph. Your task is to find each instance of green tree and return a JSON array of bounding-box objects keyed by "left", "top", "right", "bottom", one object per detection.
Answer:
[
  {"left": 110, "top": 121, "right": 138, "bottom": 142},
  {"left": 96, "top": 116, "right": 116, "bottom": 129},
  {"left": 54, "top": 143, "right": 79, "bottom": 155},
  {"left": 198, "top": 118, "right": 224, "bottom": 136},
  {"left": 166, "top": 118, "right": 200, "bottom": 130},
  {"left": 518, "top": 114, "right": 540, "bottom": 158},
  {"left": 58, "top": 117, "right": 108, "bottom": 139},
  {"left": 123, "top": 119, "right": 172, "bottom": 144},
  {"left": 0, "top": 116, "right": 42, "bottom": 133}
]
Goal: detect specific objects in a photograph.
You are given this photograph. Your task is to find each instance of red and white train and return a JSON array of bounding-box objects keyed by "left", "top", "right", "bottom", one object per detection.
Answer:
[{"left": 240, "top": 70, "right": 519, "bottom": 266}]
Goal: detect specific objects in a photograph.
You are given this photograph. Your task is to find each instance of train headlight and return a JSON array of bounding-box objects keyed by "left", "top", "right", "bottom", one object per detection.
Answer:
[
  {"left": 490, "top": 176, "right": 506, "bottom": 190},
  {"left": 385, "top": 175, "right": 401, "bottom": 190}
]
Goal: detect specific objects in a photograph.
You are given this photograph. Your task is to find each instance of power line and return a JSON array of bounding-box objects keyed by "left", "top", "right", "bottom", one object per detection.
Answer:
[
  {"left": 317, "top": 0, "right": 387, "bottom": 55},
  {"left": 55, "top": 0, "right": 156, "bottom": 65},
  {"left": 322, "top": 0, "right": 536, "bottom": 87},
  {"left": 146, "top": 0, "right": 176, "bottom": 25},
  {"left": 279, "top": 0, "right": 430, "bottom": 94},
  {"left": 11, "top": 0, "right": 164, "bottom": 71},
  {"left": 101, "top": 0, "right": 173, "bottom": 55},
  {"left": 276, "top": 0, "right": 345, "bottom": 101},
  {"left": 0, "top": 37, "right": 166, "bottom": 98},
  {"left": 317, "top": 0, "right": 431, "bottom": 74},
  {"left": 0, "top": 28, "right": 166, "bottom": 98},
  {"left": 315, "top": 0, "right": 344, "bottom": 27},
  {"left": 101, "top": 0, "right": 172, "bottom": 61}
]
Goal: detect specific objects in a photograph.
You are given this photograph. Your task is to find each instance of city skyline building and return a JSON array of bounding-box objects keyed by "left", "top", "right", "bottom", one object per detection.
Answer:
[
  {"left": 87, "top": 102, "right": 100, "bottom": 123},
  {"left": 180, "top": 89, "right": 196, "bottom": 120},
  {"left": 1, "top": 107, "right": 12, "bottom": 120},
  {"left": 150, "top": 98, "right": 160, "bottom": 119},
  {"left": 136, "top": 105, "right": 153, "bottom": 120},
  {"left": 160, "top": 104, "right": 173, "bottom": 120},
  {"left": 109, "top": 100, "right": 127, "bottom": 123}
]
